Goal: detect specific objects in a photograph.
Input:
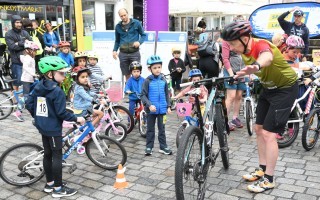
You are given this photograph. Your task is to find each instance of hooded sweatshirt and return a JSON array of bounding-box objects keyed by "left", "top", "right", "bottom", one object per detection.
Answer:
[
  {"left": 5, "top": 15, "right": 32, "bottom": 64},
  {"left": 26, "top": 79, "right": 77, "bottom": 136}
]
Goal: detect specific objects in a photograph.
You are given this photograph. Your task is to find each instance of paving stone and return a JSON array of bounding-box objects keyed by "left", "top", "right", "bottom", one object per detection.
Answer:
[
  {"left": 209, "top": 192, "right": 239, "bottom": 200},
  {"left": 293, "top": 193, "right": 317, "bottom": 200},
  {"left": 126, "top": 191, "right": 152, "bottom": 199},
  {"left": 270, "top": 189, "right": 294, "bottom": 198},
  {"left": 277, "top": 183, "right": 306, "bottom": 193}
]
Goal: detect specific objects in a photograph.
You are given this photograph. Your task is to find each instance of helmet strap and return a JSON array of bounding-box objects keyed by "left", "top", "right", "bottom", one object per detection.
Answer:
[{"left": 238, "top": 36, "right": 250, "bottom": 54}]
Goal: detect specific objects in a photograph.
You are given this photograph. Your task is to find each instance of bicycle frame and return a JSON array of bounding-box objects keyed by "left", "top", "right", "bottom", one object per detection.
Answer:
[
  {"left": 243, "top": 81, "right": 256, "bottom": 120},
  {"left": 94, "top": 107, "right": 121, "bottom": 134}
]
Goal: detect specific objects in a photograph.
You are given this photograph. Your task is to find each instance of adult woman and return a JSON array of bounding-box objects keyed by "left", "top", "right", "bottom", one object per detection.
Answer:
[{"left": 43, "top": 22, "right": 60, "bottom": 54}]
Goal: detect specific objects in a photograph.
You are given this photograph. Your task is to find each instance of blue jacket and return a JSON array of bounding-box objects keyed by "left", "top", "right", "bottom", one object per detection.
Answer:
[
  {"left": 141, "top": 74, "right": 170, "bottom": 114},
  {"left": 43, "top": 31, "right": 60, "bottom": 47},
  {"left": 113, "top": 18, "right": 146, "bottom": 52},
  {"left": 73, "top": 84, "right": 97, "bottom": 110},
  {"left": 58, "top": 52, "right": 74, "bottom": 67},
  {"left": 26, "top": 79, "right": 77, "bottom": 137},
  {"left": 125, "top": 76, "right": 145, "bottom": 100}
]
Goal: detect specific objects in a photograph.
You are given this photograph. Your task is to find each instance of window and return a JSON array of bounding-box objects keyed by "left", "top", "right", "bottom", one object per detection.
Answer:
[
  {"left": 105, "top": 4, "right": 114, "bottom": 30},
  {"left": 82, "top": 0, "right": 94, "bottom": 36}
]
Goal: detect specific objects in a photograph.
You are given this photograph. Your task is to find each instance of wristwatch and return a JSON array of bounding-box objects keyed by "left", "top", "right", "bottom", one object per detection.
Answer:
[{"left": 252, "top": 61, "right": 261, "bottom": 71}]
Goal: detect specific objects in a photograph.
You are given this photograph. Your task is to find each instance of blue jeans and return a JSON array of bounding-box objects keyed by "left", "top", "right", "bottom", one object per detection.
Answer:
[
  {"left": 146, "top": 114, "right": 167, "bottom": 150},
  {"left": 11, "top": 63, "right": 23, "bottom": 86},
  {"left": 129, "top": 99, "right": 139, "bottom": 116}
]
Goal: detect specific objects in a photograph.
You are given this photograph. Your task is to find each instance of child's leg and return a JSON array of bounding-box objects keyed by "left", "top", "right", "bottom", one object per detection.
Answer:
[
  {"left": 92, "top": 109, "right": 104, "bottom": 126},
  {"left": 42, "top": 135, "right": 54, "bottom": 184},
  {"left": 146, "top": 114, "right": 157, "bottom": 148},
  {"left": 157, "top": 114, "right": 167, "bottom": 150},
  {"left": 129, "top": 100, "right": 136, "bottom": 116},
  {"left": 176, "top": 78, "right": 182, "bottom": 91},
  {"left": 22, "top": 82, "right": 31, "bottom": 100},
  {"left": 51, "top": 136, "right": 63, "bottom": 188},
  {"left": 171, "top": 78, "right": 176, "bottom": 90}
]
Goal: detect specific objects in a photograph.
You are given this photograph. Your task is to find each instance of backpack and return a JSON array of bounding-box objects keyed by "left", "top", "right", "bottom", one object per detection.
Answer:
[
  {"left": 197, "top": 31, "right": 217, "bottom": 57},
  {"left": 31, "top": 31, "right": 43, "bottom": 56}
]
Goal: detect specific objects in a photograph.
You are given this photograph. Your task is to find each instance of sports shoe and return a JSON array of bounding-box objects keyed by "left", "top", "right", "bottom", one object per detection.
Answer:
[
  {"left": 44, "top": 181, "right": 67, "bottom": 193},
  {"left": 159, "top": 147, "right": 173, "bottom": 155},
  {"left": 145, "top": 148, "right": 153, "bottom": 156},
  {"left": 247, "top": 176, "right": 275, "bottom": 193},
  {"left": 12, "top": 110, "right": 24, "bottom": 122},
  {"left": 242, "top": 168, "right": 265, "bottom": 182},
  {"left": 52, "top": 186, "right": 77, "bottom": 198},
  {"left": 228, "top": 122, "right": 235, "bottom": 131},
  {"left": 231, "top": 118, "right": 243, "bottom": 128}
]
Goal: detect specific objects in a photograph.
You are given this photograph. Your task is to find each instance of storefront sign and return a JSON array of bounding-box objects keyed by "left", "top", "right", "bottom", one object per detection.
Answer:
[
  {"left": 249, "top": 2, "right": 320, "bottom": 39},
  {"left": 0, "top": 5, "right": 43, "bottom": 13}
]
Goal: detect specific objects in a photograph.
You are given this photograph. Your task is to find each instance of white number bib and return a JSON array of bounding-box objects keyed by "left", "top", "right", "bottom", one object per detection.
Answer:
[{"left": 36, "top": 97, "right": 48, "bottom": 117}]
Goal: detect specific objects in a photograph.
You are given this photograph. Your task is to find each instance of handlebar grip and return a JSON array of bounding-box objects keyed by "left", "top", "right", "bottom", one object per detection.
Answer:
[{"left": 180, "top": 82, "right": 193, "bottom": 87}]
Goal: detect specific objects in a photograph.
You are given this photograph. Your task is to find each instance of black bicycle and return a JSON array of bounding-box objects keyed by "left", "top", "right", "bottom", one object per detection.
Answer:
[{"left": 175, "top": 76, "right": 231, "bottom": 200}]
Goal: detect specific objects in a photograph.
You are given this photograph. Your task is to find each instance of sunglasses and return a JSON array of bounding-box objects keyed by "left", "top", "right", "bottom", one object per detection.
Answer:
[{"left": 57, "top": 71, "right": 67, "bottom": 76}]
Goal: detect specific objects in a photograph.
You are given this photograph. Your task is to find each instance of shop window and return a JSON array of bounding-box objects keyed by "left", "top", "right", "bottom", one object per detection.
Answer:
[
  {"left": 82, "top": 0, "right": 95, "bottom": 36},
  {"left": 105, "top": 4, "right": 114, "bottom": 30}
]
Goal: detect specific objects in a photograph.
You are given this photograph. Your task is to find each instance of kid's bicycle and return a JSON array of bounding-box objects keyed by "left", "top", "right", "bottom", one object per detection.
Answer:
[
  {"left": 175, "top": 76, "right": 231, "bottom": 200},
  {"left": 163, "top": 72, "right": 177, "bottom": 110},
  {"left": 0, "top": 109, "right": 127, "bottom": 186}
]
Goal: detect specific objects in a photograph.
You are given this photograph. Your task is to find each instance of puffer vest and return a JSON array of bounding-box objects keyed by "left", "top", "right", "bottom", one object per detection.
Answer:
[{"left": 148, "top": 75, "right": 168, "bottom": 114}]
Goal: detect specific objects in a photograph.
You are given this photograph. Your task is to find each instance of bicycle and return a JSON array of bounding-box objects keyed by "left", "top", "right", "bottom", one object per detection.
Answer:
[
  {"left": 175, "top": 97, "right": 200, "bottom": 148},
  {"left": 277, "top": 78, "right": 320, "bottom": 148},
  {"left": 175, "top": 76, "right": 231, "bottom": 200},
  {"left": 0, "top": 109, "right": 127, "bottom": 186},
  {"left": 0, "top": 43, "right": 11, "bottom": 78},
  {"left": 125, "top": 91, "right": 147, "bottom": 137},
  {"left": 163, "top": 72, "right": 177, "bottom": 110},
  {"left": 0, "top": 79, "right": 39, "bottom": 120}
]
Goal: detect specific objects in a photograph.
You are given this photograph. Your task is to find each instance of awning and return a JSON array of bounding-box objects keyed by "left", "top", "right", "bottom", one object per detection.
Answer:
[{"left": 0, "top": 0, "right": 63, "bottom": 5}]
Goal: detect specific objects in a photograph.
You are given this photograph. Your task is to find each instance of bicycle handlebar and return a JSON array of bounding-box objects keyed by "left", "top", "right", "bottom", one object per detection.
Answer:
[{"left": 180, "top": 76, "right": 233, "bottom": 88}]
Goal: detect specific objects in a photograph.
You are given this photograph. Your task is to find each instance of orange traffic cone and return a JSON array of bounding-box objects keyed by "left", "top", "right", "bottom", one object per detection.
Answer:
[{"left": 113, "top": 164, "right": 128, "bottom": 189}]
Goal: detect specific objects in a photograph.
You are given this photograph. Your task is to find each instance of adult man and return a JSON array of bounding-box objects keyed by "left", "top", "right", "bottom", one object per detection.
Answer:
[
  {"left": 5, "top": 15, "right": 32, "bottom": 91},
  {"left": 113, "top": 8, "right": 146, "bottom": 81},
  {"left": 278, "top": 7, "right": 309, "bottom": 61},
  {"left": 221, "top": 20, "right": 298, "bottom": 193}
]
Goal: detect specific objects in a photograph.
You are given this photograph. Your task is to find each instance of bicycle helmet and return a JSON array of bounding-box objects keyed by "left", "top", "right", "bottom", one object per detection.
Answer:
[
  {"left": 286, "top": 35, "right": 305, "bottom": 49},
  {"left": 58, "top": 41, "right": 70, "bottom": 48},
  {"left": 38, "top": 56, "right": 69, "bottom": 74},
  {"left": 188, "top": 69, "right": 202, "bottom": 78},
  {"left": 24, "top": 41, "right": 39, "bottom": 50},
  {"left": 74, "top": 51, "right": 87, "bottom": 58},
  {"left": 293, "top": 9, "right": 304, "bottom": 17},
  {"left": 129, "top": 61, "right": 142, "bottom": 72},
  {"left": 171, "top": 47, "right": 181, "bottom": 54},
  {"left": 147, "top": 55, "right": 162, "bottom": 66},
  {"left": 221, "top": 20, "right": 252, "bottom": 41},
  {"left": 72, "top": 66, "right": 91, "bottom": 76},
  {"left": 87, "top": 51, "right": 99, "bottom": 60}
]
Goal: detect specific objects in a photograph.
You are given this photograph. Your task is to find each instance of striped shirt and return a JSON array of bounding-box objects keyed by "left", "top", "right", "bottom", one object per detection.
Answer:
[{"left": 88, "top": 64, "right": 104, "bottom": 93}]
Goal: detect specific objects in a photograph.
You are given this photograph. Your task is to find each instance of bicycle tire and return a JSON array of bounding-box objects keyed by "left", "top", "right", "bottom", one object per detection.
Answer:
[
  {"left": 215, "top": 104, "right": 229, "bottom": 169},
  {"left": 105, "top": 122, "right": 127, "bottom": 143},
  {"left": 302, "top": 108, "right": 320, "bottom": 151},
  {"left": 0, "top": 92, "right": 14, "bottom": 120},
  {"left": 277, "top": 122, "right": 299, "bottom": 148},
  {"left": 175, "top": 126, "right": 208, "bottom": 200},
  {"left": 138, "top": 110, "right": 147, "bottom": 138},
  {"left": 176, "top": 124, "right": 187, "bottom": 148},
  {"left": 0, "top": 143, "right": 44, "bottom": 186},
  {"left": 245, "top": 100, "right": 253, "bottom": 136},
  {"left": 110, "top": 105, "right": 134, "bottom": 134},
  {"left": 86, "top": 134, "right": 127, "bottom": 170}
]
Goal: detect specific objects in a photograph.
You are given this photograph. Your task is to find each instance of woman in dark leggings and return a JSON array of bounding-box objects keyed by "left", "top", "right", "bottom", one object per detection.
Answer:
[{"left": 198, "top": 56, "right": 220, "bottom": 90}]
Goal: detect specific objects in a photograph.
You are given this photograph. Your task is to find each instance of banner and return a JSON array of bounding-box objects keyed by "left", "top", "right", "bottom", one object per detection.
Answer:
[
  {"left": 249, "top": 2, "right": 320, "bottom": 39},
  {"left": 143, "top": 0, "right": 169, "bottom": 31}
]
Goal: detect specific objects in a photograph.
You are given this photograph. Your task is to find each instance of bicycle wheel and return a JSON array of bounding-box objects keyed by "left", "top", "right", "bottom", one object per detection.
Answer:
[
  {"left": 302, "top": 108, "right": 320, "bottom": 151},
  {"left": 86, "top": 134, "right": 127, "bottom": 170},
  {"left": 245, "top": 100, "right": 254, "bottom": 136},
  {"left": 110, "top": 105, "right": 134, "bottom": 134},
  {"left": 176, "top": 124, "right": 187, "bottom": 148},
  {"left": 0, "top": 92, "right": 14, "bottom": 120},
  {"left": 277, "top": 122, "right": 299, "bottom": 148},
  {"left": 214, "top": 104, "right": 229, "bottom": 169},
  {"left": 0, "top": 143, "right": 44, "bottom": 186},
  {"left": 138, "top": 110, "right": 147, "bottom": 138},
  {"left": 175, "top": 126, "right": 209, "bottom": 200},
  {"left": 105, "top": 122, "right": 127, "bottom": 143}
]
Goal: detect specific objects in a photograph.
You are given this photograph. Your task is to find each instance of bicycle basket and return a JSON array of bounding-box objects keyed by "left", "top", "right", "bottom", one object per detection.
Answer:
[
  {"left": 176, "top": 102, "right": 192, "bottom": 117},
  {"left": 106, "top": 81, "right": 123, "bottom": 102}
]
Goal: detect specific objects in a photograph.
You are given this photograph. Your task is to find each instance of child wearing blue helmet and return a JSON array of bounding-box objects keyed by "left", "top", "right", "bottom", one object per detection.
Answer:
[
  {"left": 173, "top": 69, "right": 208, "bottom": 115},
  {"left": 140, "top": 55, "right": 172, "bottom": 156}
]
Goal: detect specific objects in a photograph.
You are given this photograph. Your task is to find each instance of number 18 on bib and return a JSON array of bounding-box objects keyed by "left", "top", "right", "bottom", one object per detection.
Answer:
[{"left": 36, "top": 97, "right": 48, "bottom": 117}]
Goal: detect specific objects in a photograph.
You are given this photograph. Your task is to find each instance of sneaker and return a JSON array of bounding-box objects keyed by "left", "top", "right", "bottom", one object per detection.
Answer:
[
  {"left": 231, "top": 118, "right": 243, "bottom": 128},
  {"left": 247, "top": 177, "right": 275, "bottom": 193},
  {"left": 145, "top": 148, "right": 153, "bottom": 156},
  {"left": 242, "top": 168, "right": 265, "bottom": 182},
  {"left": 159, "top": 147, "right": 173, "bottom": 155},
  {"left": 228, "top": 122, "right": 235, "bottom": 131},
  {"left": 44, "top": 181, "right": 67, "bottom": 193},
  {"left": 52, "top": 186, "right": 77, "bottom": 198},
  {"left": 12, "top": 110, "right": 24, "bottom": 122}
]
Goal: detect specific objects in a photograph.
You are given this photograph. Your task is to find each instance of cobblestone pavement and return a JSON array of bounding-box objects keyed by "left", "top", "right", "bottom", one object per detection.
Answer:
[{"left": 1, "top": 105, "right": 320, "bottom": 200}]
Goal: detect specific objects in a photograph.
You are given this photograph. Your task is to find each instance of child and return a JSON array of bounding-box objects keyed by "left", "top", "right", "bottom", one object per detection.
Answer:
[
  {"left": 26, "top": 56, "right": 85, "bottom": 198},
  {"left": 57, "top": 41, "right": 74, "bottom": 67},
  {"left": 87, "top": 51, "right": 111, "bottom": 93},
  {"left": 15, "top": 41, "right": 39, "bottom": 122},
  {"left": 173, "top": 69, "right": 208, "bottom": 116},
  {"left": 168, "top": 47, "right": 186, "bottom": 92},
  {"left": 74, "top": 51, "right": 87, "bottom": 67},
  {"left": 141, "top": 55, "right": 172, "bottom": 156},
  {"left": 124, "top": 61, "right": 145, "bottom": 115}
]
